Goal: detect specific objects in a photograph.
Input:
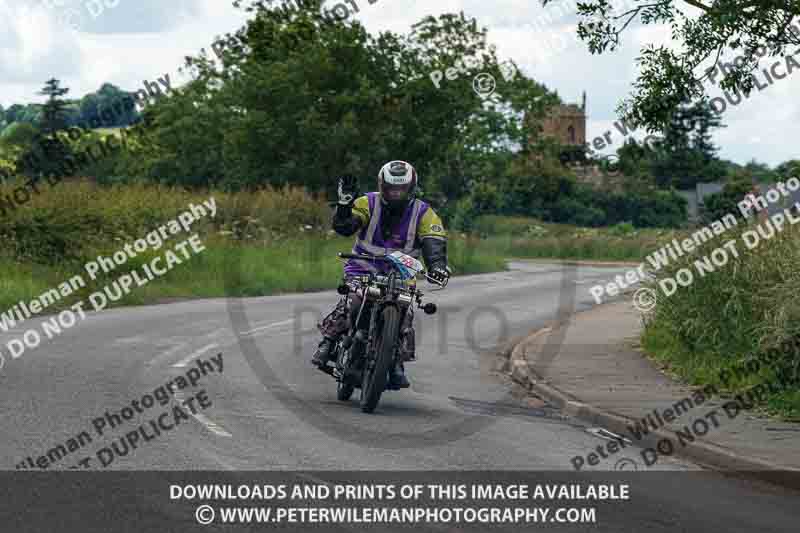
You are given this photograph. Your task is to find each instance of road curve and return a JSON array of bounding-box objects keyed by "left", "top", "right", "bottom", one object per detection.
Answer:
[{"left": 1, "top": 261, "right": 797, "bottom": 532}]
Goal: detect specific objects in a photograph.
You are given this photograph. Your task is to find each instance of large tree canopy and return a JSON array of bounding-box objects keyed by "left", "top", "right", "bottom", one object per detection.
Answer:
[
  {"left": 548, "top": 0, "right": 800, "bottom": 130},
  {"left": 127, "top": 0, "right": 552, "bottom": 193}
]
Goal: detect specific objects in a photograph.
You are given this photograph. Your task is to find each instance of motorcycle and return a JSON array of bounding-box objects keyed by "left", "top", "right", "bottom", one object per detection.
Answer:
[{"left": 324, "top": 250, "right": 447, "bottom": 413}]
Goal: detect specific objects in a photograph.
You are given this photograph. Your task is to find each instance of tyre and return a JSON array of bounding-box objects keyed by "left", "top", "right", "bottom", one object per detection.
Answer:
[
  {"left": 336, "top": 347, "right": 356, "bottom": 401},
  {"left": 337, "top": 380, "right": 355, "bottom": 401},
  {"left": 360, "top": 306, "right": 400, "bottom": 413}
]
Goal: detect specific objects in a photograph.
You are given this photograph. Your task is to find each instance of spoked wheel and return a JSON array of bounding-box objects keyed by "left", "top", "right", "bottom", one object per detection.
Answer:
[
  {"left": 360, "top": 306, "right": 400, "bottom": 413},
  {"left": 336, "top": 348, "right": 355, "bottom": 401}
]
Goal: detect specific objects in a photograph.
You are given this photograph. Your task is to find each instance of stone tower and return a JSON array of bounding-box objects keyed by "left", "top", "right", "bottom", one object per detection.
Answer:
[{"left": 540, "top": 91, "right": 587, "bottom": 146}]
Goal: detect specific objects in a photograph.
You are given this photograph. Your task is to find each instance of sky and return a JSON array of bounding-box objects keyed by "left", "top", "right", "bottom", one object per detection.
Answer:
[{"left": 1, "top": 0, "right": 797, "bottom": 166}]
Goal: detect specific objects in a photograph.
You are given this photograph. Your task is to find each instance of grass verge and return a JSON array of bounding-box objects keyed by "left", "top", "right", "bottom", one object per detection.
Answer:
[{"left": 640, "top": 219, "right": 800, "bottom": 420}]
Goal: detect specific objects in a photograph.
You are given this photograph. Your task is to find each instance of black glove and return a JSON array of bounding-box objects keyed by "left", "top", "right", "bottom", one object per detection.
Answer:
[
  {"left": 337, "top": 174, "right": 359, "bottom": 206},
  {"left": 428, "top": 265, "right": 451, "bottom": 287}
]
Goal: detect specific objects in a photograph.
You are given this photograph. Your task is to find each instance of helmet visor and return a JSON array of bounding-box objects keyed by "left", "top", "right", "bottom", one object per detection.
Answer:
[{"left": 382, "top": 181, "right": 412, "bottom": 202}]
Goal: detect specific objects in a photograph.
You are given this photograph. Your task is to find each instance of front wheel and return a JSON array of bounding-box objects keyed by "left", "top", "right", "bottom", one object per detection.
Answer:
[
  {"left": 360, "top": 306, "right": 400, "bottom": 413},
  {"left": 336, "top": 348, "right": 356, "bottom": 401}
]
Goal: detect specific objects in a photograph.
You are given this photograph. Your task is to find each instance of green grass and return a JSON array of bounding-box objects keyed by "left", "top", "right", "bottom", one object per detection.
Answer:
[
  {"left": 0, "top": 188, "right": 684, "bottom": 317},
  {"left": 0, "top": 257, "right": 56, "bottom": 309},
  {"left": 18, "top": 182, "right": 798, "bottom": 419},
  {"left": 0, "top": 232, "right": 508, "bottom": 314},
  {"left": 643, "top": 320, "right": 800, "bottom": 421},
  {"left": 93, "top": 127, "right": 122, "bottom": 136},
  {"left": 640, "top": 221, "right": 800, "bottom": 420},
  {"left": 470, "top": 215, "right": 687, "bottom": 262},
  {"left": 0, "top": 184, "right": 680, "bottom": 327}
]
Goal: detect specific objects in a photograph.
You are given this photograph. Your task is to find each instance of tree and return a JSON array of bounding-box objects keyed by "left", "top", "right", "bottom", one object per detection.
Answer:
[
  {"left": 130, "top": 1, "right": 548, "bottom": 191},
  {"left": 727, "top": 159, "right": 779, "bottom": 183},
  {"left": 0, "top": 122, "right": 39, "bottom": 149},
  {"left": 648, "top": 101, "right": 725, "bottom": 188},
  {"left": 4, "top": 104, "right": 25, "bottom": 124},
  {"left": 546, "top": 0, "right": 800, "bottom": 131},
  {"left": 4, "top": 103, "right": 42, "bottom": 126},
  {"left": 38, "top": 78, "right": 70, "bottom": 136},
  {"left": 77, "top": 83, "right": 139, "bottom": 128},
  {"left": 616, "top": 138, "right": 655, "bottom": 183},
  {"left": 700, "top": 179, "right": 753, "bottom": 224},
  {"left": 776, "top": 159, "right": 800, "bottom": 179}
]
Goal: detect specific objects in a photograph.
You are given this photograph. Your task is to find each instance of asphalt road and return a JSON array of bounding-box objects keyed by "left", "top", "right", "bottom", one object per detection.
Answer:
[{"left": 1, "top": 261, "right": 797, "bottom": 532}]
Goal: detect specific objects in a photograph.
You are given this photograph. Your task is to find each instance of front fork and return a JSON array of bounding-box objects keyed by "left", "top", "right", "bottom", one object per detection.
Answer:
[{"left": 338, "top": 289, "right": 411, "bottom": 381}]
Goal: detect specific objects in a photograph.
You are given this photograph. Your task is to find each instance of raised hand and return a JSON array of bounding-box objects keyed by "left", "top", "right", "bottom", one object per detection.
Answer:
[{"left": 337, "top": 174, "right": 359, "bottom": 206}]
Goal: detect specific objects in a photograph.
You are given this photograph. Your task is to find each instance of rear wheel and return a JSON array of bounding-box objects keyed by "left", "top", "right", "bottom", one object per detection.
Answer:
[
  {"left": 360, "top": 306, "right": 400, "bottom": 413},
  {"left": 337, "top": 381, "right": 355, "bottom": 401}
]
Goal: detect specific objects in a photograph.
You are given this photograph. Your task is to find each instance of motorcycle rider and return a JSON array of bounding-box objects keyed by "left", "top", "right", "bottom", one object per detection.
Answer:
[{"left": 311, "top": 160, "right": 451, "bottom": 388}]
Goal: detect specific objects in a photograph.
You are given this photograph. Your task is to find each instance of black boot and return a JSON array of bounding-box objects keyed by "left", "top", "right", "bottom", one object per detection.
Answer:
[
  {"left": 399, "top": 327, "right": 416, "bottom": 361},
  {"left": 311, "top": 338, "right": 334, "bottom": 369},
  {"left": 389, "top": 363, "right": 410, "bottom": 389}
]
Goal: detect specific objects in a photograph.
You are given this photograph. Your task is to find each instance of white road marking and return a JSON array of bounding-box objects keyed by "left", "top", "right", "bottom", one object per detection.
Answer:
[
  {"left": 174, "top": 392, "right": 232, "bottom": 437},
  {"left": 147, "top": 341, "right": 189, "bottom": 366},
  {"left": 113, "top": 335, "right": 146, "bottom": 345},
  {"left": 221, "top": 411, "right": 281, "bottom": 420},
  {"left": 172, "top": 343, "right": 219, "bottom": 368},
  {"left": 190, "top": 412, "right": 233, "bottom": 437},
  {"left": 239, "top": 319, "right": 294, "bottom": 336},
  {"left": 297, "top": 472, "right": 333, "bottom": 487},
  {"left": 201, "top": 327, "right": 230, "bottom": 340},
  {"left": 587, "top": 427, "right": 633, "bottom": 444}
]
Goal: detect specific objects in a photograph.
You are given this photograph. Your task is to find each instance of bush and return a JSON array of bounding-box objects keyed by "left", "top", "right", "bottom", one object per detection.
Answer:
[
  {"left": 473, "top": 215, "right": 549, "bottom": 236},
  {"left": 535, "top": 185, "right": 686, "bottom": 229},
  {"left": 608, "top": 221, "right": 636, "bottom": 236},
  {"left": 700, "top": 179, "right": 751, "bottom": 225},
  {"left": 642, "top": 220, "right": 800, "bottom": 418},
  {"left": 0, "top": 181, "right": 329, "bottom": 265},
  {"left": 548, "top": 195, "right": 606, "bottom": 226}
]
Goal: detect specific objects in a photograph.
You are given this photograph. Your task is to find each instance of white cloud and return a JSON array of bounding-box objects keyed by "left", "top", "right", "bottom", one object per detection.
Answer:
[{"left": 0, "top": 0, "right": 797, "bottom": 165}]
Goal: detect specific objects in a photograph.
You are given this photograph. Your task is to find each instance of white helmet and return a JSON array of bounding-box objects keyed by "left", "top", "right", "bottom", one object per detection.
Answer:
[{"left": 378, "top": 160, "right": 418, "bottom": 210}]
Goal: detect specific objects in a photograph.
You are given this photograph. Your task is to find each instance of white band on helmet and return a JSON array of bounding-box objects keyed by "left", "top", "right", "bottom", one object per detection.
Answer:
[{"left": 380, "top": 161, "right": 415, "bottom": 184}]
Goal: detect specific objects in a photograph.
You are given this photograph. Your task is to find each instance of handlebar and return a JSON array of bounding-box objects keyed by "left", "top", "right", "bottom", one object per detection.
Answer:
[
  {"left": 338, "top": 252, "right": 448, "bottom": 288},
  {"left": 337, "top": 252, "right": 388, "bottom": 261}
]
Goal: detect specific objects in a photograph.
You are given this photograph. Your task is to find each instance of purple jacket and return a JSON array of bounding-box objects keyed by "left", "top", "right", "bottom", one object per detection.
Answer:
[{"left": 344, "top": 192, "right": 431, "bottom": 277}]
